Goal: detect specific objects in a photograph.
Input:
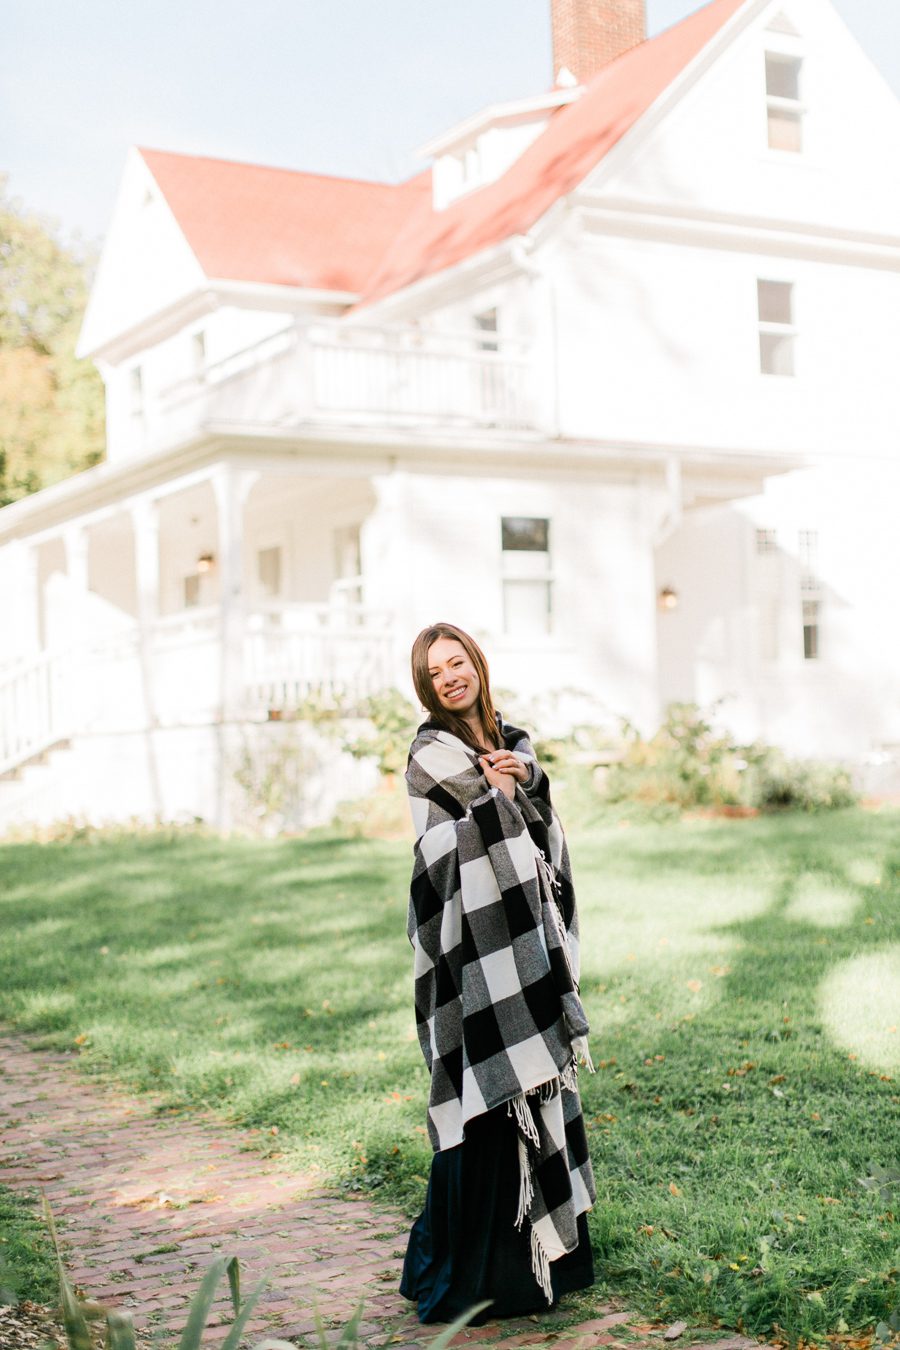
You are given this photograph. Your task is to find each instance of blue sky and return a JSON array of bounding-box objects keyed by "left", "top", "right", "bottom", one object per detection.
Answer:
[{"left": 3, "top": 0, "right": 898, "bottom": 244}]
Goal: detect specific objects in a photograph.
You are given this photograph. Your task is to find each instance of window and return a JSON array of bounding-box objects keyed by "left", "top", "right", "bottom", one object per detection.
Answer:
[
  {"left": 798, "top": 529, "right": 819, "bottom": 592},
  {"left": 798, "top": 529, "right": 821, "bottom": 659},
  {"left": 183, "top": 573, "right": 201, "bottom": 608},
  {"left": 463, "top": 143, "right": 481, "bottom": 186},
  {"left": 192, "top": 331, "right": 207, "bottom": 379},
  {"left": 766, "top": 52, "right": 803, "bottom": 152},
  {"left": 802, "top": 600, "right": 820, "bottom": 660},
  {"left": 501, "top": 516, "right": 551, "bottom": 635},
  {"left": 475, "top": 308, "right": 499, "bottom": 353},
  {"left": 758, "top": 279, "right": 796, "bottom": 376},
  {"left": 755, "top": 528, "right": 778, "bottom": 554},
  {"left": 257, "top": 545, "right": 282, "bottom": 599},
  {"left": 129, "top": 365, "right": 144, "bottom": 416}
]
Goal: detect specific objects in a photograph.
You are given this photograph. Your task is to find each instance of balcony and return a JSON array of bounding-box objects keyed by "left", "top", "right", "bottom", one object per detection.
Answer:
[{"left": 145, "top": 323, "right": 537, "bottom": 454}]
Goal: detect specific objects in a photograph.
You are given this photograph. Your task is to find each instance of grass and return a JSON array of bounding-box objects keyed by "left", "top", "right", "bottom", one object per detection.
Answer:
[
  {"left": 0, "top": 805, "right": 898, "bottom": 1341},
  {"left": 0, "top": 1184, "right": 57, "bottom": 1305}
]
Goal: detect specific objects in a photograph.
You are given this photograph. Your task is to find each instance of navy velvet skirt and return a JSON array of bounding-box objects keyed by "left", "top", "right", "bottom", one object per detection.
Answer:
[{"left": 400, "top": 1102, "right": 594, "bottom": 1325}]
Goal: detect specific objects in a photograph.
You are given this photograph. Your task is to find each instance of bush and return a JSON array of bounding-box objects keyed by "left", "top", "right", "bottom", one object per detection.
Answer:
[
  {"left": 341, "top": 688, "right": 420, "bottom": 777},
  {"left": 604, "top": 703, "right": 858, "bottom": 814},
  {"left": 605, "top": 703, "right": 750, "bottom": 810},
  {"left": 745, "top": 745, "right": 859, "bottom": 812}
]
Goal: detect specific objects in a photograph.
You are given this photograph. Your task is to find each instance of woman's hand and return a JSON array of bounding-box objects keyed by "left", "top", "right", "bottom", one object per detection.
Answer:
[
  {"left": 481, "top": 750, "right": 529, "bottom": 783},
  {"left": 479, "top": 753, "right": 522, "bottom": 800}
]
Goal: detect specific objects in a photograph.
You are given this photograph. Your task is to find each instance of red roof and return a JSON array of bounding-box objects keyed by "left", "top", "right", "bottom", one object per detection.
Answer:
[
  {"left": 140, "top": 0, "right": 747, "bottom": 304},
  {"left": 139, "top": 149, "right": 430, "bottom": 292}
]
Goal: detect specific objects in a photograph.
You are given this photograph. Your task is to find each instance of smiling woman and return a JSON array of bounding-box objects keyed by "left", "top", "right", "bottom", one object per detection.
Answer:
[{"left": 399, "top": 622, "right": 595, "bottom": 1324}]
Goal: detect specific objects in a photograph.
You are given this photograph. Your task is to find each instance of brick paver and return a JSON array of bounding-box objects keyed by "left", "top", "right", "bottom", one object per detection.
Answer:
[{"left": 0, "top": 1032, "right": 758, "bottom": 1348}]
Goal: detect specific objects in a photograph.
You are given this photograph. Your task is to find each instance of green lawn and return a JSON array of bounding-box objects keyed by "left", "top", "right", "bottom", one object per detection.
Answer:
[{"left": 1, "top": 808, "right": 898, "bottom": 1339}]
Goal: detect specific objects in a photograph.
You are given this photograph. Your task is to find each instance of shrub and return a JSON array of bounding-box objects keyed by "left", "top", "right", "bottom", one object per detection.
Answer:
[
  {"left": 341, "top": 688, "right": 420, "bottom": 777},
  {"left": 605, "top": 703, "right": 750, "bottom": 810},
  {"left": 604, "top": 703, "right": 858, "bottom": 813},
  {"left": 745, "top": 745, "right": 859, "bottom": 812}
]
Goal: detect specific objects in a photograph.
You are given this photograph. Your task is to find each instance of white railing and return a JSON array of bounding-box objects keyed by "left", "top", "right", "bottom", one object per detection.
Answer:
[
  {"left": 0, "top": 650, "right": 73, "bottom": 776},
  {"left": 156, "top": 322, "right": 535, "bottom": 444},
  {"left": 1, "top": 605, "right": 397, "bottom": 774},
  {"left": 243, "top": 605, "right": 394, "bottom": 711}
]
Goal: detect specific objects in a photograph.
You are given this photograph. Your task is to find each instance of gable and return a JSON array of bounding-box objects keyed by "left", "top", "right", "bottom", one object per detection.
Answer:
[
  {"left": 78, "top": 148, "right": 208, "bottom": 359},
  {"left": 586, "top": 0, "right": 900, "bottom": 238}
]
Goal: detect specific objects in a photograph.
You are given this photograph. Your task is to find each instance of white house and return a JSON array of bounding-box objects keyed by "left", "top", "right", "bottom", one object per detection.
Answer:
[{"left": 2, "top": 0, "right": 899, "bottom": 829}]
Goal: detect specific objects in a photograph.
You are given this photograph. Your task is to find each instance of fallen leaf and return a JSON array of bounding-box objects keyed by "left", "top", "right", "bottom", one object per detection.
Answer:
[
  {"left": 686, "top": 980, "right": 703, "bottom": 993},
  {"left": 668, "top": 1182, "right": 682, "bottom": 1197},
  {"left": 663, "top": 1321, "right": 688, "bottom": 1340}
]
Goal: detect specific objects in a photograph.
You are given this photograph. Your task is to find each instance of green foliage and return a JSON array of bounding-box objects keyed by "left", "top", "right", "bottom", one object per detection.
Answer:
[
  {"left": 0, "top": 1185, "right": 56, "bottom": 1306},
  {"left": 341, "top": 688, "right": 419, "bottom": 777},
  {"left": 605, "top": 703, "right": 749, "bottom": 809},
  {"left": 604, "top": 703, "right": 858, "bottom": 813},
  {"left": 0, "top": 177, "right": 104, "bottom": 506},
  {"left": 231, "top": 726, "right": 324, "bottom": 834},
  {"left": 746, "top": 745, "right": 859, "bottom": 812}
]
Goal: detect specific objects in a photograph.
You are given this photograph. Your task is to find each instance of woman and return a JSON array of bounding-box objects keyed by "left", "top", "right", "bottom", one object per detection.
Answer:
[{"left": 400, "top": 622, "right": 596, "bottom": 1325}]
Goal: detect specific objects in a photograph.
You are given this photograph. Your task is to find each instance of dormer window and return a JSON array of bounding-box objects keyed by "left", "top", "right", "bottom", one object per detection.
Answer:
[
  {"left": 766, "top": 51, "right": 804, "bottom": 153},
  {"left": 463, "top": 144, "right": 481, "bottom": 186},
  {"left": 129, "top": 365, "right": 144, "bottom": 417}
]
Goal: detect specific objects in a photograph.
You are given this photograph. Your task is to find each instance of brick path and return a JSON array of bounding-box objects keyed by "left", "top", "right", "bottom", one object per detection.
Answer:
[{"left": 0, "top": 1033, "right": 756, "bottom": 1349}]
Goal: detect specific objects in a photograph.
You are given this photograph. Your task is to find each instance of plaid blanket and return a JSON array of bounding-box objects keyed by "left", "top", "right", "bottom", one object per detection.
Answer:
[{"left": 405, "top": 717, "right": 596, "bottom": 1300}]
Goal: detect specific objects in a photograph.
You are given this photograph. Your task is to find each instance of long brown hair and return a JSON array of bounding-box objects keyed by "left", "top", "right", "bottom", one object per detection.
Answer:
[{"left": 410, "top": 623, "right": 500, "bottom": 752}]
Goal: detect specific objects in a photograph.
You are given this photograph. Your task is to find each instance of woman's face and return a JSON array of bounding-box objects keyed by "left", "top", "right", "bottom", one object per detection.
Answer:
[{"left": 427, "top": 637, "right": 481, "bottom": 717}]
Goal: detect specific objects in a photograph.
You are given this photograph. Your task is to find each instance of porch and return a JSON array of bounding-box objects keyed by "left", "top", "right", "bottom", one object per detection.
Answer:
[
  {"left": 0, "top": 463, "right": 401, "bottom": 778},
  {"left": 0, "top": 601, "right": 394, "bottom": 778}
]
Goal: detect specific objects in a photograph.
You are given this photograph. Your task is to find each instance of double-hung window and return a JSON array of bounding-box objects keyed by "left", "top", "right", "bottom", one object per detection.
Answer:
[
  {"left": 766, "top": 51, "right": 804, "bottom": 153},
  {"left": 758, "top": 279, "right": 796, "bottom": 377},
  {"left": 501, "top": 517, "right": 552, "bottom": 635},
  {"left": 798, "top": 529, "right": 821, "bottom": 660}
]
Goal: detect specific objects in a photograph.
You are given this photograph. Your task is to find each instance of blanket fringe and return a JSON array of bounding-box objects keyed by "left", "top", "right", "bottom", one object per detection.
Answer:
[
  {"left": 507, "top": 1091, "right": 540, "bottom": 1147},
  {"left": 514, "top": 1131, "right": 534, "bottom": 1228},
  {"left": 560, "top": 1058, "right": 579, "bottom": 1093},
  {"left": 530, "top": 1224, "right": 554, "bottom": 1305}
]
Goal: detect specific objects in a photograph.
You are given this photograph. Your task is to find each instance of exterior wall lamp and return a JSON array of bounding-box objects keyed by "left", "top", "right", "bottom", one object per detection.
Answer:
[
  {"left": 197, "top": 552, "right": 215, "bottom": 573},
  {"left": 658, "top": 585, "right": 679, "bottom": 611}
]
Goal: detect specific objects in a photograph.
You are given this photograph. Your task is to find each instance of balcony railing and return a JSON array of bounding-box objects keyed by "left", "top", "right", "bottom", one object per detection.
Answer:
[{"left": 151, "top": 323, "right": 536, "bottom": 450}]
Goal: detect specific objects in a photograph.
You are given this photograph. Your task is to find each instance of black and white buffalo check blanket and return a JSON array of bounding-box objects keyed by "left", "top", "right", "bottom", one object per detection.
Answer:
[{"left": 405, "top": 716, "right": 596, "bottom": 1300}]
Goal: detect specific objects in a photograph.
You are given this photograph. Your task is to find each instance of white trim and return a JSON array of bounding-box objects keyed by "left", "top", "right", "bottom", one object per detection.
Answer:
[
  {"left": 416, "top": 88, "right": 584, "bottom": 159},
  {"left": 81, "top": 280, "right": 359, "bottom": 364},
  {"left": 572, "top": 196, "right": 900, "bottom": 270}
]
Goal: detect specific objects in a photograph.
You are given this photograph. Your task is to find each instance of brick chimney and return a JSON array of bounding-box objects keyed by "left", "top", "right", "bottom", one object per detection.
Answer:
[{"left": 551, "top": 0, "right": 646, "bottom": 84}]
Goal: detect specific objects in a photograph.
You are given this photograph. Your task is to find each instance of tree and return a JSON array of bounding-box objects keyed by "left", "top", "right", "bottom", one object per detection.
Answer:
[{"left": 0, "top": 177, "right": 105, "bottom": 506}]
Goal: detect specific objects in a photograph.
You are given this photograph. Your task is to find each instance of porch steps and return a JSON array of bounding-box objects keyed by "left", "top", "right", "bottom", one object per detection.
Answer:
[{"left": 0, "top": 739, "right": 72, "bottom": 782}]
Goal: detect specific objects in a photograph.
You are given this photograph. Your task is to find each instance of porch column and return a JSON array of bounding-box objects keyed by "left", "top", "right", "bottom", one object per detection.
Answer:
[
  {"left": 211, "top": 465, "right": 259, "bottom": 721},
  {"left": 130, "top": 496, "right": 161, "bottom": 625},
  {"left": 63, "top": 524, "right": 90, "bottom": 593},
  {"left": 11, "top": 541, "right": 42, "bottom": 656}
]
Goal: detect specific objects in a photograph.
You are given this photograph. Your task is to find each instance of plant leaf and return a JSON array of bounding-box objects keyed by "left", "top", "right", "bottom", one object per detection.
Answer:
[
  {"left": 105, "top": 1309, "right": 138, "bottom": 1350},
  {"left": 425, "top": 1302, "right": 493, "bottom": 1350},
  {"left": 176, "top": 1256, "right": 227, "bottom": 1350},
  {"left": 42, "top": 1195, "right": 93, "bottom": 1350},
  {"left": 224, "top": 1255, "right": 241, "bottom": 1316},
  {"left": 219, "top": 1276, "right": 269, "bottom": 1350}
]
